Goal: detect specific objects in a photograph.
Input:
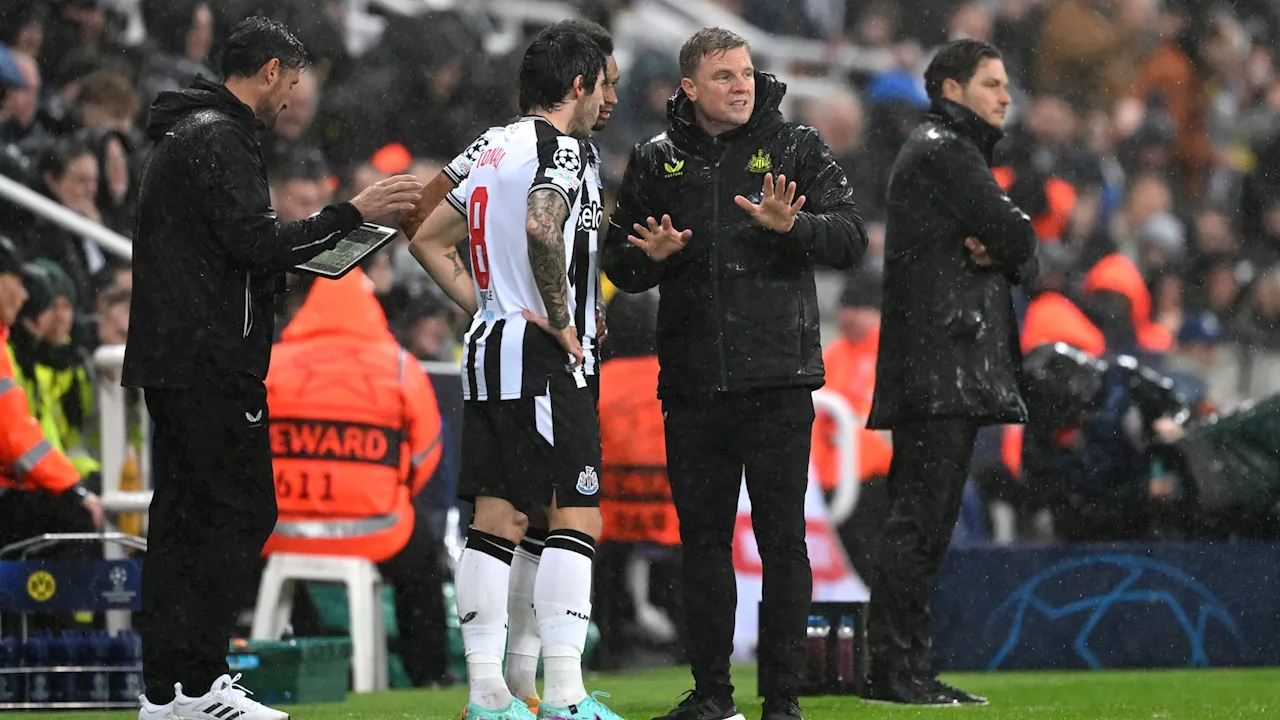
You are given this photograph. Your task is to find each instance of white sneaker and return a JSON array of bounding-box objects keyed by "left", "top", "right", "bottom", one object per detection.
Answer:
[
  {"left": 138, "top": 693, "right": 175, "bottom": 720},
  {"left": 170, "top": 674, "right": 289, "bottom": 720}
]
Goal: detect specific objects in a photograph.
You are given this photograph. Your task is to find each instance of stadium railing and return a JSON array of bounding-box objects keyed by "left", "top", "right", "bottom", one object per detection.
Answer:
[{"left": 0, "top": 173, "right": 132, "bottom": 260}]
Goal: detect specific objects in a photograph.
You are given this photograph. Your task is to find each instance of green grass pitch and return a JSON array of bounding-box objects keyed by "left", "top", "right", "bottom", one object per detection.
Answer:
[{"left": 22, "top": 665, "right": 1280, "bottom": 719}]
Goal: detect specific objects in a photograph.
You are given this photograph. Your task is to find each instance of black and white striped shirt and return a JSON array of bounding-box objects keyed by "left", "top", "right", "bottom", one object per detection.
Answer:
[
  {"left": 447, "top": 116, "right": 588, "bottom": 401},
  {"left": 446, "top": 122, "right": 604, "bottom": 391}
]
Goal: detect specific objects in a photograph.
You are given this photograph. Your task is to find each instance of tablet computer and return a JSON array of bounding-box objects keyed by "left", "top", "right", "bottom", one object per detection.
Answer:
[{"left": 294, "top": 223, "right": 399, "bottom": 279}]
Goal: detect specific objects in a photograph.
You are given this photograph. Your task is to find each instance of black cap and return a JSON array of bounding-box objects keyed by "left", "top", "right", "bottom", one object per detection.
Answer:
[
  {"left": 18, "top": 262, "right": 53, "bottom": 319},
  {"left": 0, "top": 235, "right": 22, "bottom": 277},
  {"left": 840, "top": 269, "right": 883, "bottom": 310}
]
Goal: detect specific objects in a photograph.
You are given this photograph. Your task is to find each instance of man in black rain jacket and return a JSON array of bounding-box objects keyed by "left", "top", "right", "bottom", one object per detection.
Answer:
[
  {"left": 602, "top": 27, "right": 866, "bottom": 720},
  {"left": 124, "top": 17, "right": 422, "bottom": 718},
  {"left": 865, "top": 39, "right": 1039, "bottom": 706}
]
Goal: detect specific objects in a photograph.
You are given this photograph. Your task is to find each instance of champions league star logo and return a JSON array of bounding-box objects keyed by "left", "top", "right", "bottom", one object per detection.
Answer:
[
  {"left": 101, "top": 564, "right": 137, "bottom": 605},
  {"left": 464, "top": 136, "right": 489, "bottom": 162},
  {"left": 553, "top": 147, "right": 581, "bottom": 173},
  {"left": 981, "top": 554, "right": 1246, "bottom": 669}
]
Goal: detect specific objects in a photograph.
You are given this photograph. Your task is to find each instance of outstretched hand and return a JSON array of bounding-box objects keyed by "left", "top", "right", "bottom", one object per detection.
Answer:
[
  {"left": 735, "top": 173, "right": 807, "bottom": 233},
  {"left": 628, "top": 215, "right": 692, "bottom": 261}
]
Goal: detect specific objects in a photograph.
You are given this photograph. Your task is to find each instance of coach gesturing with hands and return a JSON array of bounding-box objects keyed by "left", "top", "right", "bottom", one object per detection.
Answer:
[{"left": 602, "top": 26, "right": 865, "bottom": 720}]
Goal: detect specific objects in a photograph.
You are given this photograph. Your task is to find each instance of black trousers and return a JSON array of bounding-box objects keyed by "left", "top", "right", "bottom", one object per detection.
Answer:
[
  {"left": 664, "top": 388, "right": 814, "bottom": 700},
  {"left": 867, "top": 418, "right": 978, "bottom": 683},
  {"left": 138, "top": 387, "right": 278, "bottom": 704}
]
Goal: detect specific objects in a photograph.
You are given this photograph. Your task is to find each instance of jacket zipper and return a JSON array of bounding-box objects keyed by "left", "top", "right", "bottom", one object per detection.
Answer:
[
  {"left": 243, "top": 273, "right": 253, "bottom": 338},
  {"left": 710, "top": 145, "right": 731, "bottom": 392}
]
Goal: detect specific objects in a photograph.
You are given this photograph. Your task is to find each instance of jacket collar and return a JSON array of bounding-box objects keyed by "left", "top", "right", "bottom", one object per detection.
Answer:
[
  {"left": 666, "top": 72, "right": 787, "bottom": 156},
  {"left": 928, "top": 99, "right": 1004, "bottom": 164}
]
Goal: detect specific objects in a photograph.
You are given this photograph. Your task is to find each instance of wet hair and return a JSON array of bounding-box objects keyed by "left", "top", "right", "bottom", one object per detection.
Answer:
[
  {"left": 924, "top": 38, "right": 1002, "bottom": 104},
  {"left": 518, "top": 26, "right": 606, "bottom": 113},
  {"left": 557, "top": 19, "right": 613, "bottom": 56},
  {"left": 220, "top": 16, "right": 308, "bottom": 80},
  {"left": 679, "top": 27, "right": 749, "bottom": 79}
]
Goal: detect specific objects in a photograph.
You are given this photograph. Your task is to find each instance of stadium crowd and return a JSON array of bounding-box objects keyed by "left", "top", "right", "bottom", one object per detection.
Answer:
[{"left": 4, "top": 0, "right": 1280, "bottom": 671}]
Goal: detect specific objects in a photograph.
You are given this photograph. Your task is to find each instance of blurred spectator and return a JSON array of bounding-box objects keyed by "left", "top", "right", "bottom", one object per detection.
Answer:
[
  {"left": 1081, "top": 252, "right": 1174, "bottom": 355},
  {"left": 0, "top": 0, "right": 48, "bottom": 57},
  {"left": 268, "top": 149, "right": 332, "bottom": 223},
  {"left": 81, "top": 126, "right": 134, "bottom": 233},
  {"left": 262, "top": 68, "right": 320, "bottom": 171},
  {"left": 0, "top": 236, "right": 103, "bottom": 565},
  {"left": 268, "top": 149, "right": 332, "bottom": 329},
  {"left": 0, "top": 49, "right": 54, "bottom": 158},
  {"left": 1036, "top": 0, "right": 1152, "bottom": 111},
  {"left": 90, "top": 261, "right": 130, "bottom": 352},
  {"left": 29, "top": 258, "right": 99, "bottom": 478},
  {"left": 38, "top": 0, "right": 111, "bottom": 84},
  {"left": 137, "top": 0, "right": 216, "bottom": 111},
  {"left": 76, "top": 68, "right": 139, "bottom": 136},
  {"left": 1232, "top": 265, "right": 1280, "bottom": 350},
  {"left": 16, "top": 137, "right": 103, "bottom": 309},
  {"left": 1131, "top": 5, "right": 1247, "bottom": 200},
  {"left": 400, "top": 297, "right": 457, "bottom": 363},
  {"left": 803, "top": 88, "right": 870, "bottom": 216}
]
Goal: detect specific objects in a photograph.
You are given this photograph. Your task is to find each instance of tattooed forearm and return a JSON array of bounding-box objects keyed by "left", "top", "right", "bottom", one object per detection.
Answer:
[
  {"left": 526, "top": 189, "right": 572, "bottom": 330},
  {"left": 444, "top": 250, "right": 466, "bottom": 279}
]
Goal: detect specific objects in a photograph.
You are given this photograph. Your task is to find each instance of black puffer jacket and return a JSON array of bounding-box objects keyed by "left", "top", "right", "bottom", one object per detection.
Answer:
[
  {"left": 123, "top": 77, "right": 362, "bottom": 391},
  {"left": 868, "top": 99, "right": 1039, "bottom": 429},
  {"left": 602, "top": 73, "right": 866, "bottom": 400}
]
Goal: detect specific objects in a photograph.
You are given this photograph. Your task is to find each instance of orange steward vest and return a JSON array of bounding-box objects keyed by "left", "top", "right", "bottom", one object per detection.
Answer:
[
  {"left": 598, "top": 356, "right": 680, "bottom": 545},
  {"left": 0, "top": 325, "right": 79, "bottom": 494},
  {"left": 262, "top": 271, "right": 442, "bottom": 563}
]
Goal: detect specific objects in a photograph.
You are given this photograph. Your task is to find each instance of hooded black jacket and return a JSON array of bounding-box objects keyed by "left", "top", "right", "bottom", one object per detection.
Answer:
[
  {"left": 602, "top": 73, "right": 866, "bottom": 400},
  {"left": 122, "top": 77, "right": 362, "bottom": 391},
  {"left": 867, "top": 99, "right": 1040, "bottom": 429}
]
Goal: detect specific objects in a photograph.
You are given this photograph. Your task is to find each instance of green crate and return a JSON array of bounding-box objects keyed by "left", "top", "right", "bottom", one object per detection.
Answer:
[{"left": 226, "top": 637, "right": 351, "bottom": 705}]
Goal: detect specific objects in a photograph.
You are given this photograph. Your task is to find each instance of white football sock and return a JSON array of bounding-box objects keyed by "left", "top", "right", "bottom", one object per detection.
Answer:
[
  {"left": 536, "top": 529, "right": 595, "bottom": 707},
  {"left": 506, "top": 531, "right": 545, "bottom": 701},
  {"left": 457, "top": 528, "right": 515, "bottom": 710}
]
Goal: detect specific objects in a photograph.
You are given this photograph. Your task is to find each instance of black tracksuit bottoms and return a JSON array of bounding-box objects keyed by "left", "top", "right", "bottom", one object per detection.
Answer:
[
  {"left": 663, "top": 387, "right": 815, "bottom": 700},
  {"left": 137, "top": 387, "right": 279, "bottom": 704},
  {"left": 867, "top": 418, "right": 979, "bottom": 682}
]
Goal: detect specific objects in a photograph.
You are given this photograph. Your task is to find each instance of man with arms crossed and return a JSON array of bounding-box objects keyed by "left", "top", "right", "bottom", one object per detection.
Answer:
[
  {"left": 407, "top": 19, "right": 618, "bottom": 714},
  {"left": 866, "top": 39, "right": 1038, "bottom": 706}
]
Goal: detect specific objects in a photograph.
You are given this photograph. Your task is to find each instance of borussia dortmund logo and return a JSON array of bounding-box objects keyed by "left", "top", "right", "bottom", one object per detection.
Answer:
[
  {"left": 27, "top": 570, "right": 56, "bottom": 602},
  {"left": 746, "top": 149, "right": 772, "bottom": 174}
]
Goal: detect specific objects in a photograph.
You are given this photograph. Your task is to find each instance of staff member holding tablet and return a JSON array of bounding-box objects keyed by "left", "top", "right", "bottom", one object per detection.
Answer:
[{"left": 125, "top": 17, "right": 421, "bottom": 720}]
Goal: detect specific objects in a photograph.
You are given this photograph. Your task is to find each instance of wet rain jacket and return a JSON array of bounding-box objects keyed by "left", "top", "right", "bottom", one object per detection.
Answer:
[
  {"left": 869, "top": 99, "right": 1039, "bottom": 429},
  {"left": 123, "top": 77, "right": 362, "bottom": 392},
  {"left": 263, "top": 271, "right": 442, "bottom": 563},
  {"left": 602, "top": 73, "right": 867, "bottom": 399}
]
